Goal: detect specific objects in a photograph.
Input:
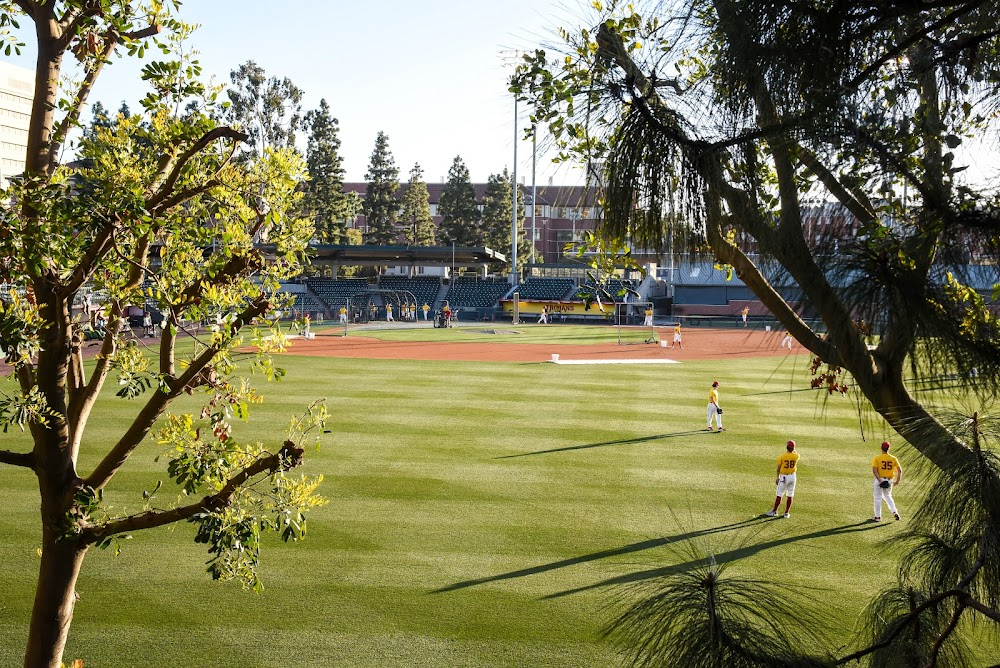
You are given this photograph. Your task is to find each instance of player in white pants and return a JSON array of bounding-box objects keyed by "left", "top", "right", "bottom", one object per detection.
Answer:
[
  {"left": 765, "top": 440, "right": 799, "bottom": 518},
  {"left": 706, "top": 381, "right": 724, "bottom": 431},
  {"left": 871, "top": 441, "right": 902, "bottom": 521}
]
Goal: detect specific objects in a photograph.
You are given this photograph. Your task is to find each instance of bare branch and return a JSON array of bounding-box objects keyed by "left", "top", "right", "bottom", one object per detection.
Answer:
[
  {"left": 81, "top": 441, "right": 304, "bottom": 544},
  {"left": 64, "top": 219, "right": 116, "bottom": 295},
  {"left": 797, "top": 147, "right": 876, "bottom": 226},
  {"left": 122, "top": 24, "right": 161, "bottom": 41},
  {"left": 83, "top": 297, "right": 271, "bottom": 491},
  {"left": 926, "top": 603, "right": 964, "bottom": 668},
  {"left": 56, "top": 1, "right": 104, "bottom": 48},
  {"left": 150, "top": 180, "right": 221, "bottom": 215},
  {"left": 12, "top": 1, "right": 39, "bottom": 18},
  {"left": 0, "top": 449, "right": 35, "bottom": 469},
  {"left": 67, "top": 301, "right": 128, "bottom": 462},
  {"left": 147, "top": 128, "right": 248, "bottom": 211},
  {"left": 47, "top": 30, "right": 118, "bottom": 169},
  {"left": 959, "top": 593, "right": 1000, "bottom": 623}
]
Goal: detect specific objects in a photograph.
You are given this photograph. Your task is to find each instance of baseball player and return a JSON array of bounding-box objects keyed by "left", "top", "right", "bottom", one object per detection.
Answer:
[
  {"left": 706, "top": 381, "right": 725, "bottom": 432},
  {"left": 741, "top": 306, "right": 749, "bottom": 327},
  {"left": 386, "top": 303, "right": 394, "bottom": 322},
  {"left": 669, "top": 323, "right": 683, "bottom": 349},
  {"left": 339, "top": 306, "right": 347, "bottom": 324},
  {"left": 643, "top": 306, "right": 653, "bottom": 327},
  {"left": 780, "top": 330, "right": 794, "bottom": 349},
  {"left": 765, "top": 440, "right": 799, "bottom": 518},
  {"left": 422, "top": 303, "right": 430, "bottom": 321},
  {"left": 871, "top": 441, "right": 902, "bottom": 521},
  {"left": 538, "top": 306, "right": 548, "bottom": 324}
]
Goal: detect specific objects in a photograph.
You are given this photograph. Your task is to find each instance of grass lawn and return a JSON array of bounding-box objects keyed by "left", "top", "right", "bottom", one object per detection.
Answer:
[{"left": 0, "top": 328, "right": 993, "bottom": 666}]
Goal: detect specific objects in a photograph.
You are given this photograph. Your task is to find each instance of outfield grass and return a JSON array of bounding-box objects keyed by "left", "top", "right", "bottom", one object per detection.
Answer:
[{"left": 0, "top": 331, "right": 992, "bottom": 666}]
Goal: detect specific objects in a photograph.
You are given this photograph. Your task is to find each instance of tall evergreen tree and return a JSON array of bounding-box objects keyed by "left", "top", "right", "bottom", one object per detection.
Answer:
[
  {"left": 481, "top": 169, "right": 527, "bottom": 268},
  {"left": 437, "top": 156, "right": 480, "bottom": 246},
  {"left": 225, "top": 60, "right": 304, "bottom": 161},
  {"left": 400, "top": 163, "right": 435, "bottom": 246},
  {"left": 83, "top": 101, "right": 113, "bottom": 141},
  {"left": 362, "top": 131, "right": 400, "bottom": 245},
  {"left": 303, "top": 99, "right": 355, "bottom": 244}
]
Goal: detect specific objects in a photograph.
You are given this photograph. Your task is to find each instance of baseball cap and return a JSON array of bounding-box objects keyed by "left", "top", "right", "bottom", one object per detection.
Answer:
[
  {"left": 712, "top": 381, "right": 719, "bottom": 387},
  {"left": 786, "top": 440, "right": 796, "bottom": 450},
  {"left": 881, "top": 441, "right": 891, "bottom": 451}
]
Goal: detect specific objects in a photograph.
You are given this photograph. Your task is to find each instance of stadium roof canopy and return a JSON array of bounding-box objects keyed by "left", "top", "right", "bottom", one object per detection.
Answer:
[{"left": 260, "top": 244, "right": 506, "bottom": 268}]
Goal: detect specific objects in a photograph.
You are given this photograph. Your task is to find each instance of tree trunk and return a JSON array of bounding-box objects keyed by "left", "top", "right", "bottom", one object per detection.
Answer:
[{"left": 23, "top": 534, "right": 88, "bottom": 668}]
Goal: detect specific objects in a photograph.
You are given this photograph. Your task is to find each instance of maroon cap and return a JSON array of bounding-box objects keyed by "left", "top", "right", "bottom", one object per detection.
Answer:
[
  {"left": 786, "top": 440, "right": 796, "bottom": 451},
  {"left": 881, "top": 441, "right": 891, "bottom": 451},
  {"left": 712, "top": 381, "right": 719, "bottom": 387}
]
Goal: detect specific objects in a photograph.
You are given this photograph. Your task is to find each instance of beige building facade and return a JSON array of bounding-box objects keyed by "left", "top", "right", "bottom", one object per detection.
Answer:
[{"left": 0, "top": 61, "right": 33, "bottom": 186}]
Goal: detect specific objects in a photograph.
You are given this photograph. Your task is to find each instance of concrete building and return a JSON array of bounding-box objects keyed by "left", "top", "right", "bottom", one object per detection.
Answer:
[{"left": 0, "top": 61, "right": 33, "bottom": 186}]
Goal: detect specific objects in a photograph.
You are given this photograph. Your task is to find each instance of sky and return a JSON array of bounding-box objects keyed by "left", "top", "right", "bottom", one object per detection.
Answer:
[{"left": 4, "top": 0, "right": 591, "bottom": 186}]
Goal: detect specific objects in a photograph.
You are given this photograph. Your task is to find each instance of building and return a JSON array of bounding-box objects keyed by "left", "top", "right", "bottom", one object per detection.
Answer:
[
  {"left": 343, "top": 182, "right": 603, "bottom": 265},
  {"left": 0, "top": 61, "right": 33, "bottom": 187}
]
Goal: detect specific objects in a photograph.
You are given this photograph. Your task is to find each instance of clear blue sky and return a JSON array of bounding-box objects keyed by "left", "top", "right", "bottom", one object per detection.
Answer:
[{"left": 5, "top": 0, "right": 590, "bottom": 185}]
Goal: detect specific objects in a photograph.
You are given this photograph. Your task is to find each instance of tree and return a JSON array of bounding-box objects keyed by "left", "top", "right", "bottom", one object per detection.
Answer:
[
  {"left": 225, "top": 60, "right": 304, "bottom": 160},
  {"left": 303, "top": 99, "right": 357, "bottom": 244},
  {"left": 515, "top": 0, "right": 1000, "bottom": 662},
  {"left": 400, "top": 163, "right": 435, "bottom": 246},
  {"left": 82, "top": 100, "right": 113, "bottom": 140},
  {"left": 481, "top": 168, "right": 527, "bottom": 269},
  {"left": 437, "top": 156, "right": 481, "bottom": 246},
  {"left": 0, "top": 5, "right": 324, "bottom": 667},
  {"left": 362, "top": 131, "right": 400, "bottom": 245}
]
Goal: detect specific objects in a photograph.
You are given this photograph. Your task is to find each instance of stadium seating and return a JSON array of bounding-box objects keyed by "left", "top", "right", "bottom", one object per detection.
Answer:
[
  {"left": 515, "top": 278, "right": 576, "bottom": 300},
  {"left": 305, "top": 278, "right": 372, "bottom": 308},
  {"left": 289, "top": 293, "right": 326, "bottom": 315},
  {"left": 446, "top": 277, "right": 510, "bottom": 308},
  {"left": 377, "top": 276, "right": 442, "bottom": 310}
]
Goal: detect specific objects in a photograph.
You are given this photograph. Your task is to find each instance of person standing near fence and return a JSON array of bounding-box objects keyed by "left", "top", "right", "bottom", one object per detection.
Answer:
[
  {"left": 871, "top": 441, "right": 902, "bottom": 521},
  {"left": 386, "top": 303, "right": 394, "bottom": 322},
  {"left": 423, "top": 303, "right": 430, "bottom": 320},
  {"left": 741, "top": 306, "right": 749, "bottom": 327},
  {"left": 339, "top": 306, "right": 347, "bottom": 324},
  {"left": 643, "top": 305, "right": 653, "bottom": 327},
  {"left": 706, "top": 381, "right": 725, "bottom": 432},
  {"left": 538, "top": 306, "right": 548, "bottom": 324}
]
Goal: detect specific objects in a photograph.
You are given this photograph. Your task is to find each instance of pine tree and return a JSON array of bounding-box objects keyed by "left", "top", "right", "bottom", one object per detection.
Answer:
[
  {"left": 437, "top": 156, "right": 480, "bottom": 246},
  {"left": 480, "top": 169, "right": 527, "bottom": 267},
  {"left": 303, "top": 99, "right": 355, "bottom": 244},
  {"left": 400, "top": 164, "right": 435, "bottom": 246},
  {"left": 362, "top": 131, "right": 400, "bottom": 245},
  {"left": 225, "top": 60, "right": 304, "bottom": 161}
]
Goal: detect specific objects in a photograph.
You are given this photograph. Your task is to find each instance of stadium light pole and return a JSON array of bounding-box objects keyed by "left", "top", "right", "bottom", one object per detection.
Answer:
[
  {"left": 510, "top": 95, "right": 519, "bottom": 288},
  {"left": 531, "top": 127, "right": 537, "bottom": 266}
]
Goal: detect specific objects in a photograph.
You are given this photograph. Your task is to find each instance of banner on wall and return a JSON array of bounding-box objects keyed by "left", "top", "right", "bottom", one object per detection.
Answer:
[{"left": 499, "top": 299, "right": 613, "bottom": 319}]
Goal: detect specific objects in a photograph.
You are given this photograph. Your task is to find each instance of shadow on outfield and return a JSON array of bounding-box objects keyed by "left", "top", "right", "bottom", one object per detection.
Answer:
[
  {"left": 430, "top": 517, "right": 765, "bottom": 594},
  {"left": 494, "top": 430, "right": 707, "bottom": 459},
  {"left": 541, "top": 520, "right": 879, "bottom": 600}
]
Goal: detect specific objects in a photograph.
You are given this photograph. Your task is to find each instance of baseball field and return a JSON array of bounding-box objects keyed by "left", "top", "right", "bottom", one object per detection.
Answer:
[{"left": 0, "top": 323, "right": 993, "bottom": 666}]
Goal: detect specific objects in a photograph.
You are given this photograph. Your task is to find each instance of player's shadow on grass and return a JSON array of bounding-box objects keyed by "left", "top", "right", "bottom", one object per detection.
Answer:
[
  {"left": 431, "top": 517, "right": 765, "bottom": 594},
  {"left": 541, "top": 520, "right": 879, "bottom": 600},
  {"left": 494, "top": 430, "right": 707, "bottom": 459}
]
